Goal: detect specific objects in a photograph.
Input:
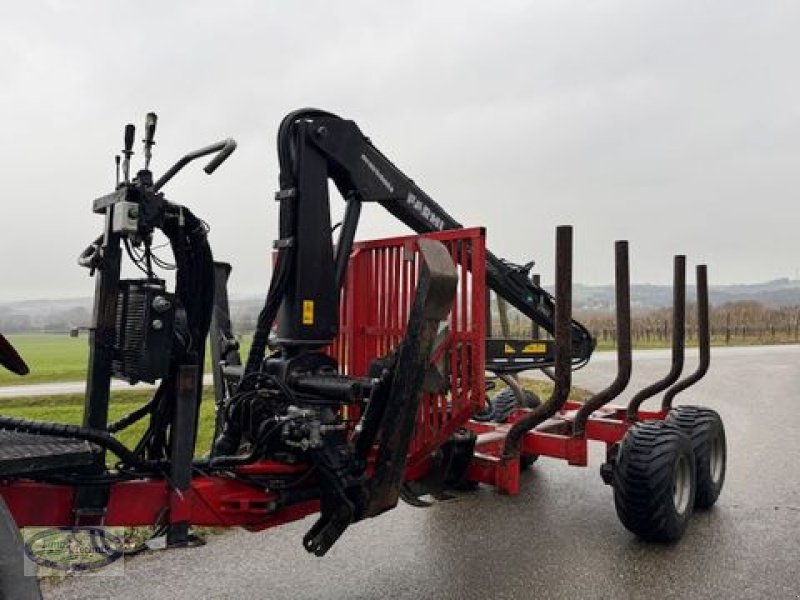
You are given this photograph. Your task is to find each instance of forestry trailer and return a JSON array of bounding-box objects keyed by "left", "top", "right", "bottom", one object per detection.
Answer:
[{"left": 0, "top": 109, "right": 725, "bottom": 598}]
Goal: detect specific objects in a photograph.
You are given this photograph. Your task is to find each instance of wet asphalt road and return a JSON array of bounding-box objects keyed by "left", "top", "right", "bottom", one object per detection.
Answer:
[{"left": 45, "top": 345, "right": 800, "bottom": 600}]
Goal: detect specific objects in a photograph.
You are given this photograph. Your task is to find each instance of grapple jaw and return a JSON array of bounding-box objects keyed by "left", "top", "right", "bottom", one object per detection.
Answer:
[
  {"left": 300, "top": 238, "right": 459, "bottom": 556},
  {"left": 362, "top": 238, "right": 459, "bottom": 517}
]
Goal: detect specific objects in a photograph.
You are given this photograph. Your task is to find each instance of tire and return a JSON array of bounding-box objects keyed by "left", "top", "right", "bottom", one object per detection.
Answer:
[
  {"left": 612, "top": 420, "right": 696, "bottom": 542},
  {"left": 520, "top": 389, "right": 541, "bottom": 409},
  {"left": 0, "top": 497, "right": 42, "bottom": 600},
  {"left": 494, "top": 387, "right": 540, "bottom": 470},
  {"left": 473, "top": 388, "right": 541, "bottom": 469},
  {"left": 495, "top": 387, "right": 541, "bottom": 420},
  {"left": 473, "top": 387, "right": 541, "bottom": 422},
  {"left": 666, "top": 406, "right": 726, "bottom": 509}
]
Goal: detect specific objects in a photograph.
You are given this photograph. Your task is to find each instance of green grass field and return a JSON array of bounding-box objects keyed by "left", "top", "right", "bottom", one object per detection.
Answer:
[
  {"left": 0, "top": 378, "right": 578, "bottom": 462},
  {"left": 0, "top": 334, "right": 90, "bottom": 386},
  {"left": 4, "top": 332, "right": 789, "bottom": 388},
  {"left": 0, "top": 333, "right": 255, "bottom": 387},
  {"left": 0, "top": 329, "right": 761, "bottom": 461},
  {"left": 0, "top": 388, "right": 218, "bottom": 457}
]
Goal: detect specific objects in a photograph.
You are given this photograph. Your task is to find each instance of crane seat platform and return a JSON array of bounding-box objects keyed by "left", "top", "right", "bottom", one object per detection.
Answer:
[{"left": 0, "top": 431, "right": 96, "bottom": 477}]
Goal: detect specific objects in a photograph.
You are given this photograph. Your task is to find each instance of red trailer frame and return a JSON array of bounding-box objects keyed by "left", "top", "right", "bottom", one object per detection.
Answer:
[
  {"left": 1, "top": 226, "right": 678, "bottom": 532},
  {"left": 1, "top": 228, "right": 488, "bottom": 531}
]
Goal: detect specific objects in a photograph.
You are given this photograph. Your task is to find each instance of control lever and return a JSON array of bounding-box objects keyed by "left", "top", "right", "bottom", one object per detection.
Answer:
[
  {"left": 122, "top": 123, "right": 135, "bottom": 183},
  {"left": 154, "top": 138, "right": 237, "bottom": 192},
  {"left": 143, "top": 112, "right": 157, "bottom": 170},
  {"left": 0, "top": 333, "right": 28, "bottom": 376}
]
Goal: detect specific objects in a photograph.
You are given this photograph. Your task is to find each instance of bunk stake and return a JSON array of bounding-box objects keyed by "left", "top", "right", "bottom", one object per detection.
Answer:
[
  {"left": 574, "top": 240, "right": 632, "bottom": 437},
  {"left": 662, "top": 265, "right": 710, "bottom": 410},
  {"left": 502, "top": 225, "right": 572, "bottom": 457},
  {"left": 626, "top": 255, "right": 686, "bottom": 421}
]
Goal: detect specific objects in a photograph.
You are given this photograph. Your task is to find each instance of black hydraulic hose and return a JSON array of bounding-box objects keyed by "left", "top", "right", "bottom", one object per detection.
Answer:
[
  {"left": 208, "top": 418, "right": 284, "bottom": 468},
  {"left": 0, "top": 415, "right": 159, "bottom": 469},
  {"left": 333, "top": 195, "right": 361, "bottom": 290},
  {"left": 243, "top": 109, "right": 339, "bottom": 379},
  {"left": 107, "top": 397, "right": 158, "bottom": 433},
  {"left": 242, "top": 219, "right": 293, "bottom": 377},
  {"left": 277, "top": 108, "right": 339, "bottom": 186},
  {"left": 133, "top": 206, "right": 215, "bottom": 461}
]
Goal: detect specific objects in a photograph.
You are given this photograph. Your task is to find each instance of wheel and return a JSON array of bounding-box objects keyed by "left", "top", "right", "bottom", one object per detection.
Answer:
[
  {"left": 666, "top": 406, "right": 726, "bottom": 509},
  {"left": 487, "top": 387, "right": 542, "bottom": 422},
  {"left": 472, "top": 387, "right": 541, "bottom": 469},
  {"left": 518, "top": 388, "right": 541, "bottom": 410},
  {"left": 493, "top": 387, "right": 540, "bottom": 469},
  {"left": 612, "top": 420, "right": 696, "bottom": 542},
  {"left": 473, "top": 387, "right": 540, "bottom": 422},
  {"left": 0, "top": 497, "right": 42, "bottom": 600}
]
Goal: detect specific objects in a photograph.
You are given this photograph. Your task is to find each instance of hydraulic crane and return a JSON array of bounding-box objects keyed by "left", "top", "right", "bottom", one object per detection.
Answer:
[{"left": 0, "top": 109, "right": 723, "bottom": 598}]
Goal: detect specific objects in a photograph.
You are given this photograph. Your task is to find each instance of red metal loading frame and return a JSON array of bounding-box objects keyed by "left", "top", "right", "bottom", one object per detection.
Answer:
[
  {"left": 464, "top": 402, "right": 666, "bottom": 495},
  {"left": 334, "top": 227, "right": 667, "bottom": 496},
  {"left": 330, "top": 226, "right": 487, "bottom": 479}
]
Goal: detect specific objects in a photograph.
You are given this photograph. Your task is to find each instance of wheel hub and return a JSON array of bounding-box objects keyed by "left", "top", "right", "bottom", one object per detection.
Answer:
[
  {"left": 710, "top": 432, "right": 724, "bottom": 486},
  {"left": 672, "top": 453, "right": 691, "bottom": 516}
]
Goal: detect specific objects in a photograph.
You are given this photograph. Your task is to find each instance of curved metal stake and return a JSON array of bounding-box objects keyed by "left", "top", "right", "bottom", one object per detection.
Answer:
[
  {"left": 662, "top": 265, "right": 710, "bottom": 411},
  {"left": 503, "top": 226, "right": 572, "bottom": 457},
  {"left": 626, "top": 255, "right": 686, "bottom": 421},
  {"left": 573, "top": 241, "right": 632, "bottom": 437},
  {"left": 497, "top": 372, "right": 526, "bottom": 404}
]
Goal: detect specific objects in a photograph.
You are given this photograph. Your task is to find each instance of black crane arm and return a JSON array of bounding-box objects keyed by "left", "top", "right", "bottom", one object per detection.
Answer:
[{"left": 244, "top": 109, "right": 593, "bottom": 376}]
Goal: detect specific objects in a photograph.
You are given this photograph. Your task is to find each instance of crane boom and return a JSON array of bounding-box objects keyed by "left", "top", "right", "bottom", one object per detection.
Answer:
[{"left": 245, "top": 109, "right": 594, "bottom": 377}]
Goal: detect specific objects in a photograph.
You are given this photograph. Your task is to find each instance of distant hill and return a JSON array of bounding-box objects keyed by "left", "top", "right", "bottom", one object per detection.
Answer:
[
  {"left": 2, "top": 279, "right": 799, "bottom": 332},
  {"left": 0, "top": 297, "right": 92, "bottom": 332},
  {"left": 572, "top": 278, "right": 800, "bottom": 312}
]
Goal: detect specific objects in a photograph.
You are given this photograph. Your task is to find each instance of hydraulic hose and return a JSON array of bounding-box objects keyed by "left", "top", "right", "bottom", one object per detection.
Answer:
[{"left": 0, "top": 415, "right": 160, "bottom": 470}]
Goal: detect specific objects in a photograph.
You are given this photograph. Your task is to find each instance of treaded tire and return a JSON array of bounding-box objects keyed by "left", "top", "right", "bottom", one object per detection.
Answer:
[
  {"left": 0, "top": 496, "right": 42, "bottom": 600},
  {"left": 666, "top": 406, "right": 726, "bottom": 509},
  {"left": 472, "top": 388, "right": 541, "bottom": 469},
  {"left": 612, "top": 420, "right": 696, "bottom": 542},
  {"left": 492, "top": 387, "right": 542, "bottom": 421},
  {"left": 473, "top": 387, "right": 541, "bottom": 422},
  {"left": 497, "top": 388, "right": 541, "bottom": 470}
]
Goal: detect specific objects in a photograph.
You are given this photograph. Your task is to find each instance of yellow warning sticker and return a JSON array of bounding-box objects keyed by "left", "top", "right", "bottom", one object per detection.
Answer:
[
  {"left": 522, "top": 343, "right": 547, "bottom": 354},
  {"left": 302, "top": 300, "right": 314, "bottom": 325},
  {"left": 503, "top": 343, "right": 516, "bottom": 354}
]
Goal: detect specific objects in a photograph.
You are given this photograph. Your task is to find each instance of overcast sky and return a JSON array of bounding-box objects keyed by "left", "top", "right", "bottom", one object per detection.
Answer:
[{"left": 0, "top": 1, "right": 798, "bottom": 300}]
